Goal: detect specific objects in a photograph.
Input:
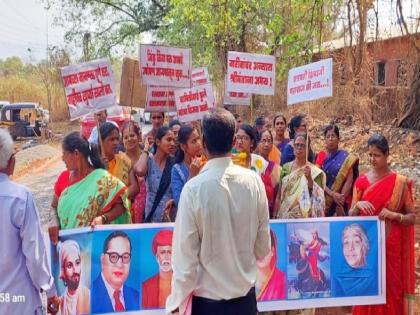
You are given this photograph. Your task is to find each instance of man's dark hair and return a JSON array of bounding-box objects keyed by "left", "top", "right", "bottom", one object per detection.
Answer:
[
  {"left": 103, "top": 231, "right": 132, "bottom": 253},
  {"left": 255, "top": 115, "right": 267, "bottom": 127},
  {"left": 202, "top": 108, "right": 235, "bottom": 155},
  {"left": 168, "top": 119, "right": 181, "bottom": 129}
]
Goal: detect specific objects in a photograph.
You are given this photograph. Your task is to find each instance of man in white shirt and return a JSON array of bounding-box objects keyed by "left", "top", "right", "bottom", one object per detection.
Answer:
[
  {"left": 0, "top": 128, "right": 60, "bottom": 315},
  {"left": 166, "top": 108, "right": 271, "bottom": 315}
]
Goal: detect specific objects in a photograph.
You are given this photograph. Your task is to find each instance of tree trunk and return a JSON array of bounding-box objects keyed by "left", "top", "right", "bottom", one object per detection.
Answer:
[{"left": 398, "top": 61, "right": 420, "bottom": 130}]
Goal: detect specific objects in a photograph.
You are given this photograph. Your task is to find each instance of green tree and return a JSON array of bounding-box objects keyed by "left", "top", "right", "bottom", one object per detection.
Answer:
[
  {"left": 157, "top": 0, "right": 340, "bottom": 106},
  {"left": 49, "top": 0, "right": 170, "bottom": 59}
]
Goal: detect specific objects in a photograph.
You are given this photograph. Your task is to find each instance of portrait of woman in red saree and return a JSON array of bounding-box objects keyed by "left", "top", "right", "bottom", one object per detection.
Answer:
[
  {"left": 304, "top": 230, "right": 328, "bottom": 282},
  {"left": 287, "top": 223, "right": 330, "bottom": 299},
  {"left": 349, "top": 134, "right": 415, "bottom": 315},
  {"left": 256, "top": 230, "right": 286, "bottom": 301}
]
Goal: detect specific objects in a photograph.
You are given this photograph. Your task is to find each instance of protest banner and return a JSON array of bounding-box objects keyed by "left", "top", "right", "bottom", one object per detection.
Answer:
[
  {"left": 49, "top": 217, "right": 385, "bottom": 314},
  {"left": 223, "top": 76, "right": 250, "bottom": 105},
  {"left": 223, "top": 90, "right": 251, "bottom": 106},
  {"left": 119, "top": 57, "right": 147, "bottom": 108},
  {"left": 191, "top": 67, "right": 210, "bottom": 86},
  {"left": 287, "top": 58, "right": 333, "bottom": 105},
  {"left": 145, "top": 86, "right": 177, "bottom": 112},
  {"left": 174, "top": 83, "right": 215, "bottom": 123},
  {"left": 139, "top": 44, "right": 192, "bottom": 88},
  {"left": 61, "top": 58, "right": 117, "bottom": 120},
  {"left": 226, "top": 51, "right": 275, "bottom": 95}
]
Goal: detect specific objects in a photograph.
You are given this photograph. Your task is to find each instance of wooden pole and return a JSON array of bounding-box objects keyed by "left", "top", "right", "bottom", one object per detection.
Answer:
[
  {"left": 97, "top": 120, "right": 104, "bottom": 154},
  {"left": 306, "top": 102, "right": 310, "bottom": 162},
  {"left": 250, "top": 95, "right": 254, "bottom": 123}
]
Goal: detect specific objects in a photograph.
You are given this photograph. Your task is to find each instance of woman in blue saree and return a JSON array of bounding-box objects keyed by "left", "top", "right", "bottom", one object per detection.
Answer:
[{"left": 315, "top": 125, "right": 359, "bottom": 216}]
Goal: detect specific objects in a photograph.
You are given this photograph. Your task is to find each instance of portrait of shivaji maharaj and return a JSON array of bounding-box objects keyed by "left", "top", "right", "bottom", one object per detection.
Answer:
[
  {"left": 58, "top": 240, "right": 90, "bottom": 315},
  {"left": 142, "top": 229, "right": 173, "bottom": 309}
]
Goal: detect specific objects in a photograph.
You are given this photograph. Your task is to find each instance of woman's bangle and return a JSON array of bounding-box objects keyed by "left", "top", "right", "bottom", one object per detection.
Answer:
[{"left": 399, "top": 213, "right": 403, "bottom": 223}]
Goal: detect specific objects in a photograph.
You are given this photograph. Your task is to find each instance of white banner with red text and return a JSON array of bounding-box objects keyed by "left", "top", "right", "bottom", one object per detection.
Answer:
[
  {"left": 174, "top": 83, "right": 215, "bottom": 123},
  {"left": 145, "top": 86, "right": 177, "bottom": 112},
  {"left": 287, "top": 58, "right": 333, "bottom": 105},
  {"left": 139, "top": 44, "right": 192, "bottom": 88},
  {"left": 191, "top": 67, "right": 210, "bottom": 87},
  {"left": 61, "top": 58, "right": 117, "bottom": 120},
  {"left": 226, "top": 51, "right": 275, "bottom": 95}
]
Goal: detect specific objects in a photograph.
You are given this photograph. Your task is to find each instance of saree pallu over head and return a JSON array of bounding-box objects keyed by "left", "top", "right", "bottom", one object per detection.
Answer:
[
  {"left": 320, "top": 150, "right": 359, "bottom": 215},
  {"left": 57, "top": 168, "right": 131, "bottom": 229},
  {"left": 278, "top": 163, "right": 326, "bottom": 219},
  {"left": 353, "top": 172, "right": 414, "bottom": 315}
]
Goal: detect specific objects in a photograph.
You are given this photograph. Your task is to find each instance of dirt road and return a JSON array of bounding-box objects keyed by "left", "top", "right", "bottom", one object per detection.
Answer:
[{"left": 15, "top": 158, "right": 65, "bottom": 229}]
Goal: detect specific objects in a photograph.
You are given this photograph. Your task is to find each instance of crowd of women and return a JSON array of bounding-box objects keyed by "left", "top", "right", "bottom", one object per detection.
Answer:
[{"left": 48, "top": 110, "right": 415, "bottom": 315}]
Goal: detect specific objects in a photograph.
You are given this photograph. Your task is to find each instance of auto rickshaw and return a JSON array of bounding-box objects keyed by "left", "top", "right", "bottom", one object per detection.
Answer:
[{"left": 0, "top": 103, "right": 45, "bottom": 139}]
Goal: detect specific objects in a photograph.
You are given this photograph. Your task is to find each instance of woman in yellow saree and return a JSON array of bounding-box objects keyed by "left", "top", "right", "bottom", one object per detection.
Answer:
[
  {"left": 275, "top": 132, "right": 326, "bottom": 315},
  {"left": 276, "top": 132, "right": 326, "bottom": 219},
  {"left": 99, "top": 122, "right": 139, "bottom": 200}
]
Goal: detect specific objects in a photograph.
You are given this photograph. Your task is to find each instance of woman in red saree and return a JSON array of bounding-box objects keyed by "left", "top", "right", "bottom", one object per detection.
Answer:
[{"left": 349, "top": 134, "right": 415, "bottom": 315}]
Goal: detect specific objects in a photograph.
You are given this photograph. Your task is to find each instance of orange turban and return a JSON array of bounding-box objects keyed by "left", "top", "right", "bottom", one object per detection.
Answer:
[{"left": 152, "top": 230, "right": 173, "bottom": 255}]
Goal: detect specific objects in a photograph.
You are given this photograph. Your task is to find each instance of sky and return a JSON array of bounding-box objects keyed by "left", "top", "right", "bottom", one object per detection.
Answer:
[{"left": 0, "top": 0, "right": 65, "bottom": 62}]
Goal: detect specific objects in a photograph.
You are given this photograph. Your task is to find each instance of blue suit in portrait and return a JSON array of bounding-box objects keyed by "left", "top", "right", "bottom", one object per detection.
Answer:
[{"left": 91, "top": 274, "right": 140, "bottom": 314}]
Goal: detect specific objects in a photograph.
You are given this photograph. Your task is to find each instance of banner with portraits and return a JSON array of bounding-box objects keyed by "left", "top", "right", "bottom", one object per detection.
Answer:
[{"left": 49, "top": 217, "right": 385, "bottom": 315}]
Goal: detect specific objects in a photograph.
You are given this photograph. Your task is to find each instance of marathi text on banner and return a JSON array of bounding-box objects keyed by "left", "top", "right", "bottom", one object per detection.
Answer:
[
  {"left": 61, "top": 58, "right": 117, "bottom": 120},
  {"left": 174, "top": 83, "right": 215, "bottom": 123},
  {"left": 191, "top": 67, "right": 210, "bottom": 87},
  {"left": 226, "top": 51, "right": 275, "bottom": 96},
  {"left": 223, "top": 76, "right": 251, "bottom": 105},
  {"left": 145, "top": 86, "right": 177, "bottom": 112},
  {"left": 139, "top": 44, "right": 192, "bottom": 88},
  {"left": 48, "top": 217, "right": 385, "bottom": 315},
  {"left": 287, "top": 58, "right": 333, "bottom": 105}
]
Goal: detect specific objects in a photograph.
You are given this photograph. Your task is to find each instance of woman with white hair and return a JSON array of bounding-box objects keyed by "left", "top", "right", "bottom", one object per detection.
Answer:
[{"left": 332, "top": 223, "right": 376, "bottom": 297}]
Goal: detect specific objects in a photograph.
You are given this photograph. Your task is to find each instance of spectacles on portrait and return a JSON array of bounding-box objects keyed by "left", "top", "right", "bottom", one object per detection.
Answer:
[{"left": 105, "top": 252, "right": 131, "bottom": 264}]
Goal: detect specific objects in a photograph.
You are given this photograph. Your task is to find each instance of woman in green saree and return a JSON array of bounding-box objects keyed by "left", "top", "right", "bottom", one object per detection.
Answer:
[{"left": 48, "top": 132, "right": 131, "bottom": 244}]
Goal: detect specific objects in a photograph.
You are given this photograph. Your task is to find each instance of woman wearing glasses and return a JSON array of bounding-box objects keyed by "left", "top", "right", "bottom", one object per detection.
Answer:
[
  {"left": 275, "top": 132, "right": 326, "bottom": 219},
  {"left": 234, "top": 124, "right": 268, "bottom": 175},
  {"left": 258, "top": 129, "right": 282, "bottom": 218},
  {"left": 315, "top": 125, "right": 359, "bottom": 216}
]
